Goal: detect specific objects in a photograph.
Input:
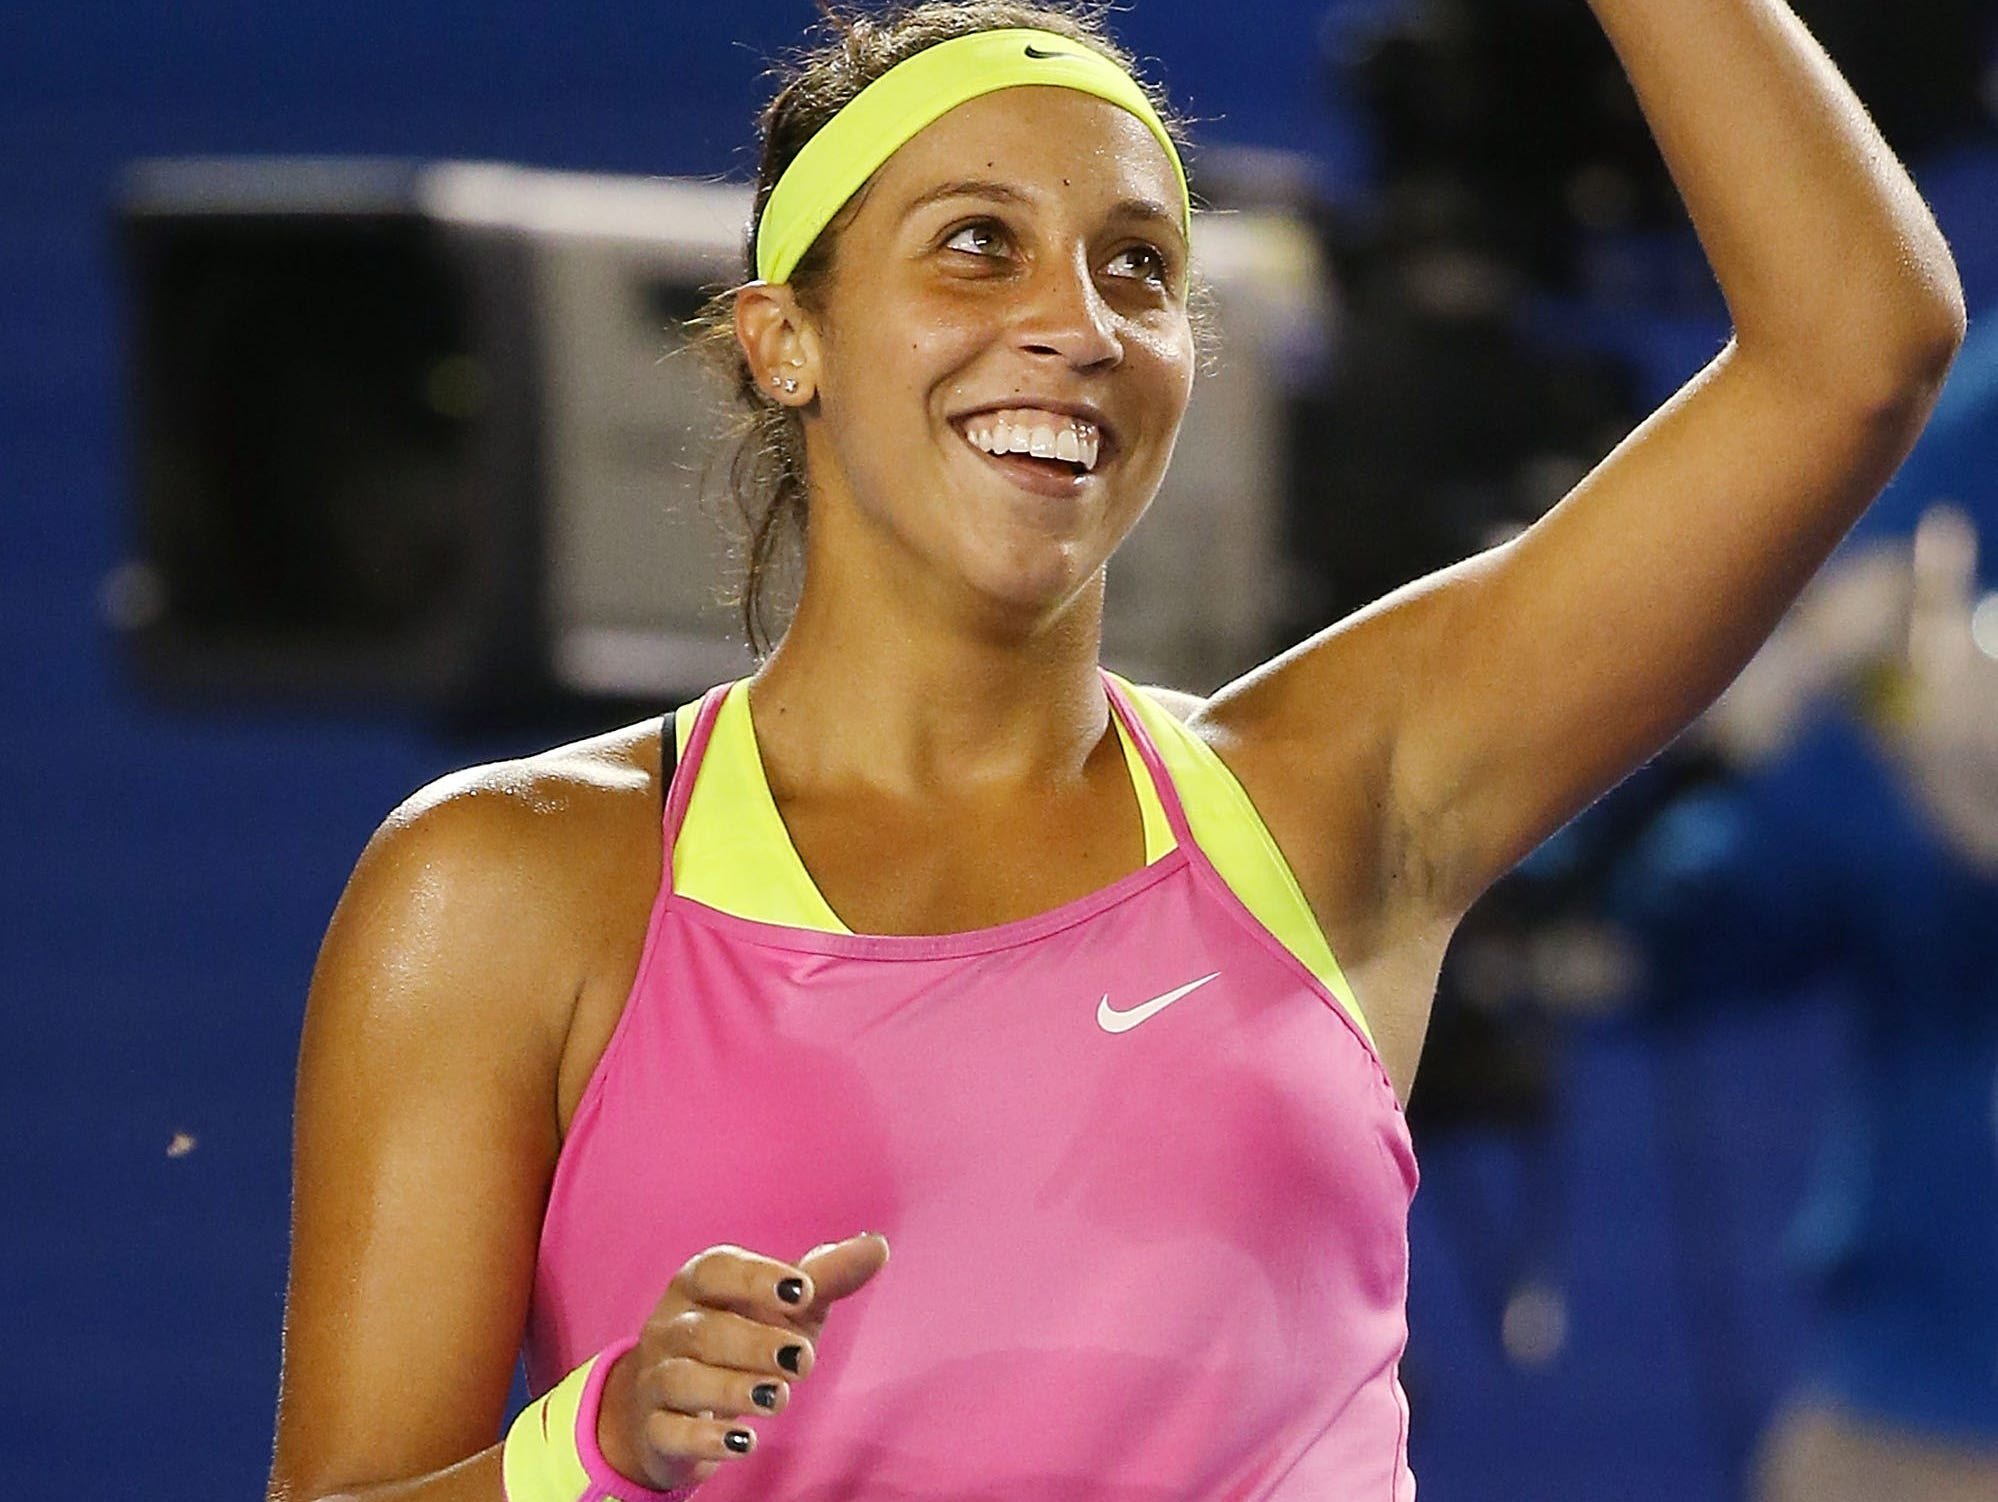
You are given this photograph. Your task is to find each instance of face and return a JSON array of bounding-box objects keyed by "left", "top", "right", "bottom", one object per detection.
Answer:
[{"left": 778, "top": 85, "right": 1197, "bottom": 628}]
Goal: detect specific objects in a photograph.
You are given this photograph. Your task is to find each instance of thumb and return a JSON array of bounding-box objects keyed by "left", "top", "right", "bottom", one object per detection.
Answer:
[{"left": 797, "top": 1231, "right": 891, "bottom": 1309}]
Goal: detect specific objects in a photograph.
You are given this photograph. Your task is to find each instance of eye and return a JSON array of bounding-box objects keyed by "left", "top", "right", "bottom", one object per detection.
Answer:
[
  {"left": 1104, "top": 242, "right": 1171, "bottom": 288},
  {"left": 941, "top": 220, "right": 1010, "bottom": 259}
]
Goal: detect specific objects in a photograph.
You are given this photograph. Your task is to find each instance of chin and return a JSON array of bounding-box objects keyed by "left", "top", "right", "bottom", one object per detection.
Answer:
[{"left": 958, "top": 543, "right": 1104, "bottom": 631}]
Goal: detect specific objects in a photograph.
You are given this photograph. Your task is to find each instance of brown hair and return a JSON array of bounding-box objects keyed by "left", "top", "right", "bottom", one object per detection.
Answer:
[{"left": 691, "top": 1, "right": 1189, "bottom": 655}]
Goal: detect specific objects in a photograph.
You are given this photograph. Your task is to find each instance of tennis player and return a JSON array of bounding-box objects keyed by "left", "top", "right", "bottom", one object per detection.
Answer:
[{"left": 266, "top": 3, "right": 1964, "bottom": 1498}]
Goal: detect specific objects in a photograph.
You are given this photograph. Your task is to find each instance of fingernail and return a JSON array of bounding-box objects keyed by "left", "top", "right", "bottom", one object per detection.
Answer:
[
  {"left": 752, "top": 1382, "right": 779, "bottom": 1409},
  {"left": 776, "top": 1277, "right": 805, "bottom": 1305},
  {"left": 724, "top": 1428, "right": 753, "bottom": 1454},
  {"left": 777, "top": 1344, "right": 803, "bottom": 1374}
]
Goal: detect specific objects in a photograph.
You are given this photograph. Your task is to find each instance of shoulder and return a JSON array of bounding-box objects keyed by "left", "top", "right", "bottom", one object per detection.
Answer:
[
  {"left": 374, "top": 719, "right": 664, "bottom": 867},
  {"left": 1132, "top": 683, "right": 1206, "bottom": 722},
  {"left": 315, "top": 720, "right": 667, "bottom": 1050},
  {"left": 362, "top": 721, "right": 663, "bottom": 917}
]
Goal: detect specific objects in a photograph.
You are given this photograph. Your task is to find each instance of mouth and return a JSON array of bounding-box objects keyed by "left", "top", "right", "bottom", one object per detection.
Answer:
[{"left": 951, "top": 406, "right": 1107, "bottom": 492}]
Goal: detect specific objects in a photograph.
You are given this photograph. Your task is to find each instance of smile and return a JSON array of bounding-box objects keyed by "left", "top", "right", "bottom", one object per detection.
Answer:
[{"left": 957, "top": 407, "right": 1103, "bottom": 474}]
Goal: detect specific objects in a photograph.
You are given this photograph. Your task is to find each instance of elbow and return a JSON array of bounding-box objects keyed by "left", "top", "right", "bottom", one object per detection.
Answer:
[
  {"left": 1873, "top": 319, "right": 1963, "bottom": 431},
  {"left": 1810, "top": 297, "right": 1965, "bottom": 423},
  {"left": 1752, "top": 242, "right": 1968, "bottom": 413},
  {"left": 1882, "top": 244, "right": 1969, "bottom": 397},
  {"left": 1899, "top": 288, "right": 1968, "bottom": 393}
]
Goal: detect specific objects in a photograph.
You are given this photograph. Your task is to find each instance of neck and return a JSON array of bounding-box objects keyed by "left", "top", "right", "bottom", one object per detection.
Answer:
[{"left": 748, "top": 549, "right": 1111, "bottom": 798}]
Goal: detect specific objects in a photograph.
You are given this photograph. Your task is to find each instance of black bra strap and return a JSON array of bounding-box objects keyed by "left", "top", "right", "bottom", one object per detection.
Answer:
[{"left": 660, "top": 711, "right": 679, "bottom": 810}]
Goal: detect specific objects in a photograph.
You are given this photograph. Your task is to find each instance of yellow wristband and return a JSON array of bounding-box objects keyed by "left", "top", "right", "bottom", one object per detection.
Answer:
[{"left": 501, "top": 1340, "right": 692, "bottom": 1502}]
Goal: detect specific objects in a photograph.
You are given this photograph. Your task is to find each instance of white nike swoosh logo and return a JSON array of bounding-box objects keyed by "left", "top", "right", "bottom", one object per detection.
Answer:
[{"left": 1096, "top": 972, "right": 1221, "bottom": 1034}]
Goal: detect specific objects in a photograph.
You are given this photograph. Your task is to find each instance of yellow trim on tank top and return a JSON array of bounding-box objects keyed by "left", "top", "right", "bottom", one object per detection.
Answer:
[
  {"left": 670, "top": 683, "right": 1170, "bottom": 934},
  {"left": 1104, "top": 674, "right": 1370, "bottom": 1043},
  {"left": 671, "top": 679, "right": 1367, "bottom": 1044},
  {"left": 673, "top": 685, "right": 847, "bottom": 933}
]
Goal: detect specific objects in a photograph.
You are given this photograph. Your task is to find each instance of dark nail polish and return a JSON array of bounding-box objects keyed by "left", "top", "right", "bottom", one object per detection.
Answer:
[
  {"left": 752, "top": 1382, "right": 779, "bottom": 1409},
  {"left": 776, "top": 1277, "right": 805, "bottom": 1305},
  {"left": 777, "top": 1344, "right": 803, "bottom": 1374},
  {"left": 724, "top": 1428, "right": 753, "bottom": 1454}
]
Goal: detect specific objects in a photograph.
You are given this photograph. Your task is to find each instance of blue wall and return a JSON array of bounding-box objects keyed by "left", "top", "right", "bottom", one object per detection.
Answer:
[{"left": 1, "top": 3, "right": 1990, "bottom": 1497}]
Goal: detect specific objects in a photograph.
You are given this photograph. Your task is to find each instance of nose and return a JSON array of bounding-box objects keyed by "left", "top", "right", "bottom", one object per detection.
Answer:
[{"left": 1013, "top": 250, "right": 1122, "bottom": 371}]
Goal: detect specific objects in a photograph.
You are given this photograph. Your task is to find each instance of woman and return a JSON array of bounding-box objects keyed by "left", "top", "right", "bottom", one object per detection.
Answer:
[{"left": 267, "top": 2, "right": 1964, "bottom": 1498}]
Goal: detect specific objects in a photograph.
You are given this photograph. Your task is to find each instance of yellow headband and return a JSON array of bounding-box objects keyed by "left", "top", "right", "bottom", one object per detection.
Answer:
[{"left": 755, "top": 28, "right": 1189, "bottom": 286}]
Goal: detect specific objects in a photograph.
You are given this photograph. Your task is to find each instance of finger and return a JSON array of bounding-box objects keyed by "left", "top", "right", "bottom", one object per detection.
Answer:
[
  {"left": 640, "top": 1406, "right": 761, "bottom": 1466},
  {"left": 674, "top": 1244, "right": 816, "bottom": 1322},
  {"left": 651, "top": 1306, "right": 816, "bottom": 1379},
  {"left": 796, "top": 1231, "right": 891, "bottom": 1315},
  {"left": 637, "top": 1356, "right": 789, "bottom": 1421}
]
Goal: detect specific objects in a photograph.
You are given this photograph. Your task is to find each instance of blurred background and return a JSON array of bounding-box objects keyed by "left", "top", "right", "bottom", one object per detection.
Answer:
[{"left": 4, "top": 0, "right": 1997, "bottom": 1496}]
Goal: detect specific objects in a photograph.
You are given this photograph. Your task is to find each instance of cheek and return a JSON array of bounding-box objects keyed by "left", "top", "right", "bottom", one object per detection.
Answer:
[
  {"left": 831, "top": 278, "right": 992, "bottom": 373},
  {"left": 823, "top": 308, "right": 989, "bottom": 441},
  {"left": 1127, "top": 321, "right": 1198, "bottom": 437}
]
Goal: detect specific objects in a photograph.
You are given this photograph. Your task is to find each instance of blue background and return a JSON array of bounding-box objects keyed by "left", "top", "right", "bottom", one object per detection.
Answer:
[{"left": 2, "top": 2, "right": 1992, "bottom": 1496}]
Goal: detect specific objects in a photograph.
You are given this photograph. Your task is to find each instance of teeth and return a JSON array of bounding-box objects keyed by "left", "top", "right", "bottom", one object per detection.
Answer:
[{"left": 961, "top": 407, "right": 1103, "bottom": 473}]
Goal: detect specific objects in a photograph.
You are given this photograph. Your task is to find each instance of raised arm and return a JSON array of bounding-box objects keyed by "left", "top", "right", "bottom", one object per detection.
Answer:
[{"left": 1209, "top": 0, "right": 1964, "bottom": 995}]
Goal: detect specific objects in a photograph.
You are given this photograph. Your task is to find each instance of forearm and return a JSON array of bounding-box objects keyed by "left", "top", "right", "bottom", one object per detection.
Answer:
[
  {"left": 1586, "top": 0, "right": 1963, "bottom": 388},
  {"left": 274, "top": 1445, "right": 503, "bottom": 1502}
]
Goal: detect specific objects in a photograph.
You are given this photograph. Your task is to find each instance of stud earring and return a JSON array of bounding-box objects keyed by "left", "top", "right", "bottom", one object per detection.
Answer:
[{"left": 780, "top": 377, "right": 800, "bottom": 395}]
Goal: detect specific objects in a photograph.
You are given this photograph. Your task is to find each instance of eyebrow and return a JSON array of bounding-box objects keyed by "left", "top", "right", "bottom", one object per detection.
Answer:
[
  {"left": 902, "top": 178, "right": 1033, "bottom": 216},
  {"left": 902, "top": 178, "right": 1188, "bottom": 246}
]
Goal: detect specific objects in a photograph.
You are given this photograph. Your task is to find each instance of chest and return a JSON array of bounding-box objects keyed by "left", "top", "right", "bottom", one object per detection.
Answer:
[
  {"left": 530, "top": 722, "right": 1421, "bottom": 1490},
  {"left": 772, "top": 752, "right": 1149, "bottom": 936},
  {"left": 536, "top": 862, "right": 1416, "bottom": 1392}
]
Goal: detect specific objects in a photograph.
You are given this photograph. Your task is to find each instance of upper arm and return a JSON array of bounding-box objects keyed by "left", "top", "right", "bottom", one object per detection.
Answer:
[
  {"left": 1217, "top": 340, "right": 1954, "bottom": 928},
  {"left": 270, "top": 781, "right": 582, "bottom": 1498},
  {"left": 1404, "top": 345, "right": 1951, "bottom": 901}
]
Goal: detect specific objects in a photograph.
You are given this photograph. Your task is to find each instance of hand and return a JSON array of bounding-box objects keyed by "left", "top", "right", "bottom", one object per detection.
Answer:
[
  {"left": 1891, "top": 504, "right": 1998, "bottom": 870},
  {"left": 596, "top": 1232, "right": 891, "bottom": 1489}
]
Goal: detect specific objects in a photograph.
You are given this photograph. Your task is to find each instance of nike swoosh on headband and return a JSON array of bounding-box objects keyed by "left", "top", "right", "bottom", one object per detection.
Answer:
[
  {"left": 1097, "top": 972, "right": 1221, "bottom": 1034},
  {"left": 754, "top": 28, "right": 1190, "bottom": 285}
]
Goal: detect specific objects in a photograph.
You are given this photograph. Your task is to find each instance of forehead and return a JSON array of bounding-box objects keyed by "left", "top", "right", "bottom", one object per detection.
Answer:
[{"left": 861, "top": 85, "right": 1181, "bottom": 219}]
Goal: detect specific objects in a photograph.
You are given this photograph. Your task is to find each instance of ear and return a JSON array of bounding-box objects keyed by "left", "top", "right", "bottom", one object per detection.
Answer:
[{"left": 735, "top": 282, "right": 821, "bottom": 408}]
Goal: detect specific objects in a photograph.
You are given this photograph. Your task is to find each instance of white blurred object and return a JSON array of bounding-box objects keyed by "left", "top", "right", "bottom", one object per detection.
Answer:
[
  {"left": 1703, "top": 542, "right": 1912, "bottom": 767},
  {"left": 1713, "top": 502, "right": 1998, "bottom": 869},
  {"left": 1501, "top": 1280, "right": 1569, "bottom": 1369},
  {"left": 422, "top": 167, "right": 772, "bottom": 696},
  {"left": 1890, "top": 504, "right": 1998, "bottom": 871}
]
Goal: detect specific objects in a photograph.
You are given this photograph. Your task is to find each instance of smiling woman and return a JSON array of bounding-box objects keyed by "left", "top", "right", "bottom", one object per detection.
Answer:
[
  {"left": 737, "top": 79, "right": 1195, "bottom": 640},
  {"left": 697, "top": 5, "right": 1195, "bottom": 654},
  {"left": 267, "top": 1, "right": 1965, "bottom": 1499}
]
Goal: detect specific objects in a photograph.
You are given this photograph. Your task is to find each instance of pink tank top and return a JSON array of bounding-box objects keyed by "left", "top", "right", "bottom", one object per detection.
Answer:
[{"left": 526, "top": 676, "right": 1418, "bottom": 1498}]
